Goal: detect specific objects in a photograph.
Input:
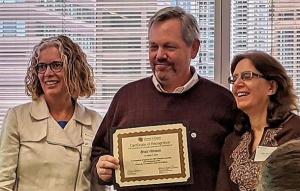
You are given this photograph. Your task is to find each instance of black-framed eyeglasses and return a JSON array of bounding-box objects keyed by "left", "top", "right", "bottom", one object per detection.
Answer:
[
  {"left": 35, "top": 61, "right": 63, "bottom": 74},
  {"left": 228, "top": 71, "right": 264, "bottom": 84}
]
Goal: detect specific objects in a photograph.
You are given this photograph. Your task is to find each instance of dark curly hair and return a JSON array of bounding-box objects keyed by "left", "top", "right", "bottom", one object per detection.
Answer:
[{"left": 230, "top": 50, "right": 298, "bottom": 132}]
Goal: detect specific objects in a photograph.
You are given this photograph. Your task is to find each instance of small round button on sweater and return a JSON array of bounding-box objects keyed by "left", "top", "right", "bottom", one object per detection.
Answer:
[{"left": 191, "top": 132, "right": 197, "bottom": 138}]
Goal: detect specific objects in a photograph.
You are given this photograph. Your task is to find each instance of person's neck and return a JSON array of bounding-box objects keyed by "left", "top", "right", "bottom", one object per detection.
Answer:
[
  {"left": 248, "top": 109, "right": 268, "bottom": 132},
  {"left": 46, "top": 95, "right": 74, "bottom": 121},
  {"left": 162, "top": 71, "right": 192, "bottom": 93},
  {"left": 247, "top": 108, "right": 269, "bottom": 152},
  {"left": 163, "top": 84, "right": 180, "bottom": 93}
]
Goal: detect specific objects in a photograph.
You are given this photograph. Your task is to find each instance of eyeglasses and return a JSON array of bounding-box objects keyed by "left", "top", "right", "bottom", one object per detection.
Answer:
[
  {"left": 228, "top": 71, "right": 264, "bottom": 84},
  {"left": 35, "top": 61, "right": 63, "bottom": 74}
]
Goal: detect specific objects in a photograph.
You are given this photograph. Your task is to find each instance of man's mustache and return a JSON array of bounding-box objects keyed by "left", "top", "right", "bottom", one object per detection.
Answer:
[{"left": 154, "top": 59, "right": 172, "bottom": 66}]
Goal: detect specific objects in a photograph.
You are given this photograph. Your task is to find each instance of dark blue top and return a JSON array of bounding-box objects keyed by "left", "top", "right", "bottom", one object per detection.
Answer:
[{"left": 57, "top": 121, "right": 68, "bottom": 128}]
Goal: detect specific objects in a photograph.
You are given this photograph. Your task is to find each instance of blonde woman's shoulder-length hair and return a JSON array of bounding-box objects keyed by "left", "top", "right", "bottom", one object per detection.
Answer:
[{"left": 25, "top": 35, "right": 96, "bottom": 100}]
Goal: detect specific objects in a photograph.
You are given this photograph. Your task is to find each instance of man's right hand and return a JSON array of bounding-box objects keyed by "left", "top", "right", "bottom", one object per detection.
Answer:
[{"left": 96, "top": 155, "right": 120, "bottom": 182}]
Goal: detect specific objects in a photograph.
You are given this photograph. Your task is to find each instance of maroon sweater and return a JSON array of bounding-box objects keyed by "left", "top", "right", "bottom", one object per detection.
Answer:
[{"left": 91, "top": 76, "right": 235, "bottom": 191}]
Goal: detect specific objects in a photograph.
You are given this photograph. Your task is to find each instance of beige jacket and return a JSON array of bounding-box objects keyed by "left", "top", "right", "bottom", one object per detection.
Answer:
[{"left": 0, "top": 96, "right": 102, "bottom": 191}]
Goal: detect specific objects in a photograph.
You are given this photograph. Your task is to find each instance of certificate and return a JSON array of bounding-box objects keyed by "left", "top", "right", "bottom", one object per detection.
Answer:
[{"left": 110, "top": 123, "right": 192, "bottom": 189}]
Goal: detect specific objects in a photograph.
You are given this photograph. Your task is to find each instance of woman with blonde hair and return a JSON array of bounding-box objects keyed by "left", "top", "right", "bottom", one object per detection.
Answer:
[{"left": 0, "top": 35, "right": 102, "bottom": 191}]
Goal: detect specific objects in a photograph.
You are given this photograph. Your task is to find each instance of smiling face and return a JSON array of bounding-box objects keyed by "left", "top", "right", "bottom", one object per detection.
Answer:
[
  {"left": 232, "top": 58, "right": 275, "bottom": 116},
  {"left": 148, "top": 18, "right": 199, "bottom": 92},
  {"left": 37, "top": 46, "right": 69, "bottom": 101}
]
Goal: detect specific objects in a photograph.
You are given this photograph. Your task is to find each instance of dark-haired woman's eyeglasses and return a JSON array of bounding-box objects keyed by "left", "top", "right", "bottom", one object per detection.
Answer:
[
  {"left": 228, "top": 71, "right": 264, "bottom": 84},
  {"left": 35, "top": 61, "right": 63, "bottom": 74}
]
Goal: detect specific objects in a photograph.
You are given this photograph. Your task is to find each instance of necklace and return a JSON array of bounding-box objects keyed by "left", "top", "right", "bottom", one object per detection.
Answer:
[{"left": 51, "top": 105, "right": 74, "bottom": 122}]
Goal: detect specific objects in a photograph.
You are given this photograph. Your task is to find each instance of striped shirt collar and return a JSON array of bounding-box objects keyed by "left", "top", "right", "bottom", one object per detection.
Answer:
[{"left": 152, "top": 66, "right": 199, "bottom": 94}]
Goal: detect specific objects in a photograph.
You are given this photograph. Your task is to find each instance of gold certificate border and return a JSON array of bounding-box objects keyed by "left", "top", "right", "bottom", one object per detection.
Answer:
[
  {"left": 112, "top": 123, "right": 191, "bottom": 188},
  {"left": 118, "top": 128, "right": 185, "bottom": 182}
]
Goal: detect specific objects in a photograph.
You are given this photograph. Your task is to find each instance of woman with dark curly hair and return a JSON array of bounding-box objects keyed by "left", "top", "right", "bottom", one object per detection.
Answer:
[
  {"left": 216, "top": 50, "right": 300, "bottom": 191},
  {"left": 0, "top": 35, "right": 102, "bottom": 191}
]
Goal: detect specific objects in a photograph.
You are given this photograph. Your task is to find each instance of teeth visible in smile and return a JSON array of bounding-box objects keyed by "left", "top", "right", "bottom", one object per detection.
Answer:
[
  {"left": 45, "top": 81, "right": 58, "bottom": 85},
  {"left": 237, "top": 92, "right": 249, "bottom": 97}
]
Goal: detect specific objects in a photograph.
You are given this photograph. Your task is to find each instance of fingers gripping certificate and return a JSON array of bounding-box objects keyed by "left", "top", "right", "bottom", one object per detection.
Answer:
[{"left": 111, "top": 123, "right": 192, "bottom": 189}]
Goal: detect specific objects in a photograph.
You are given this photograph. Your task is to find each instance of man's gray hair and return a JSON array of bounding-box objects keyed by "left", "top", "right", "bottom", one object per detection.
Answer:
[
  {"left": 257, "top": 138, "right": 300, "bottom": 191},
  {"left": 148, "top": 6, "right": 200, "bottom": 46}
]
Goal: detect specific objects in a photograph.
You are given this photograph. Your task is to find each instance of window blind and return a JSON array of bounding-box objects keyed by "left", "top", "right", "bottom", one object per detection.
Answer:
[
  {"left": 231, "top": 0, "right": 300, "bottom": 104},
  {"left": 0, "top": 0, "right": 216, "bottom": 129}
]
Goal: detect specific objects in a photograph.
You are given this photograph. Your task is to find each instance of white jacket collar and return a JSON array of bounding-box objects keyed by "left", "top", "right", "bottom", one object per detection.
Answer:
[{"left": 30, "top": 95, "right": 92, "bottom": 126}]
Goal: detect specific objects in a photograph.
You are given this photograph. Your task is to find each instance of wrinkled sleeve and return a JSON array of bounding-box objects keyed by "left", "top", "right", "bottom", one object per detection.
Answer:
[
  {"left": 275, "top": 114, "right": 300, "bottom": 145},
  {"left": 0, "top": 108, "right": 20, "bottom": 191},
  {"left": 215, "top": 145, "right": 232, "bottom": 191},
  {"left": 215, "top": 134, "right": 240, "bottom": 191},
  {"left": 90, "top": 93, "right": 119, "bottom": 189}
]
